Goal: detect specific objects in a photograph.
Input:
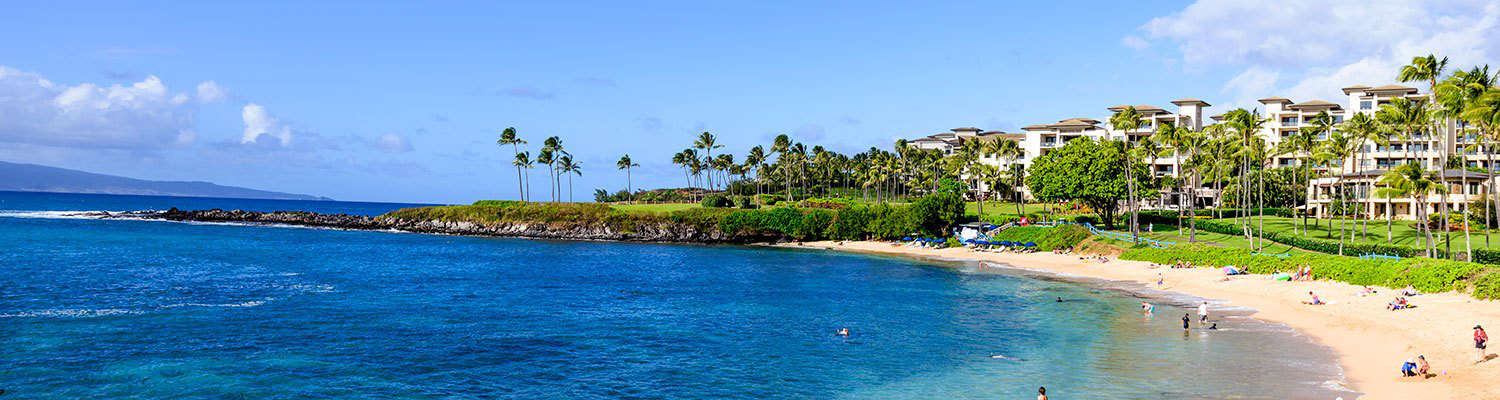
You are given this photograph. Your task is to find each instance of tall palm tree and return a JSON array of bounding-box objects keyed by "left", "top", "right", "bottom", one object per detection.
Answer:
[
  {"left": 557, "top": 155, "right": 582, "bottom": 202},
  {"left": 497, "top": 127, "right": 527, "bottom": 201},
  {"left": 1226, "top": 108, "right": 1270, "bottom": 245},
  {"left": 535, "top": 147, "right": 556, "bottom": 202},
  {"left": 1400, "top": 54, "right": 1450, "bottom": 256},
  {"left": 540, "top": 136, "right": 564, "bottom": 202},
  {"left": 1380, "top": 162, "right": 1445, "bottom": 257},
  {"left": 1179, "top": 127, "right": 1209, "bottom": 242},
  {"left": 616, "top": 155, "right": 639, "bottom": 198},
  {"left": 1337, "top": 111, "right": 1384, "bottom": 239},
  {"left": 694, "top": 132, "right": 723, "bottom": 190},
  {"left": 671, "top": 150, "right": 694, "bottom": 197},
  {"left": 1288, "top": 118, "right": 1322, "bottom": 235},
  {"left": 1463, "top": 86, "right": 1500, "bottom": 247},
  {"left": 513, "top": 151, "right": 533, "bottom": 202},
  {"left": 746, "top": 145, "right": 767, "bottom": 196},
  {"left": 1378, "top": 97, "right": 1433, "bottom": 233},
  {"left": 772, "top": 134, "right": 792, "bottom": 201},
  {"left": 1317, "top": 130, "right": 1355, "bottom": 255},
  {"left": 1153, "top": 122, "right": 1190, "bottom": 233},
  {"left": 1109, "top": 106, "right": 1144, "bottom": 241}
]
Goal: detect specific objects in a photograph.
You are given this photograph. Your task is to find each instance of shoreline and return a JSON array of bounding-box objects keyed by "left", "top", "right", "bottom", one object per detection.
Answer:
[{"left": 778, "top": 240, "right": 1500, "bottom": 399}]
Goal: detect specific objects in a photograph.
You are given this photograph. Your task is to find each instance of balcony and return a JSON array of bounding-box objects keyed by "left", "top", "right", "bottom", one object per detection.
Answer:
[{"left": 1041, "top": 141, "right": 1058, "bottom": 148}]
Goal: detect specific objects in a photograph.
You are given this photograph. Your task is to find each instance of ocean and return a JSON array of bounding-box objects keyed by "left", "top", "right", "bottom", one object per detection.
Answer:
[{"left": 0, "top": 191, "right": 1355, "bottom": 399}]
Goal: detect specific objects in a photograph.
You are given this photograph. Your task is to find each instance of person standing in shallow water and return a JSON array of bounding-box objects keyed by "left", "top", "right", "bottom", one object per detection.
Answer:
[
  {"left": 1036, "top": 386, "right": 1048, "bottom": 400},
  {"left": 1182, "top": 313, "right": 1190, "bottom": 330},
  {"left": 1198, "top": 302, "right": 1209, "bottom": 323}
]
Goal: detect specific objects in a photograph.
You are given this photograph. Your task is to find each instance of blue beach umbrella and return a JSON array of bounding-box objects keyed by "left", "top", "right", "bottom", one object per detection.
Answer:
[{"left": 1024, "top": 242, "right": 1037, "bottom": 247}]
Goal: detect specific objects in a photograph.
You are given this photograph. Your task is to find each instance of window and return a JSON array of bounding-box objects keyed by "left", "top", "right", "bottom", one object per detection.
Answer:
[
  {"left": 1281, "top": 116, "right": 1299, "bottom": 126},
  {"left": 1360, "top": 101, "right": 1372, "bottom": 110},
  {"left": 1333, "top": 115, "right": 1345, "bottom": 123}
]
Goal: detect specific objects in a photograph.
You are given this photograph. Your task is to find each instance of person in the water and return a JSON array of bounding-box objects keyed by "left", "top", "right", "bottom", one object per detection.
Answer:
[
  {"left": 1182, "top": 313, "right": 1190, "bottom": 330},
  {"left": 1056, "top": 297, "right": 1063, "bottom": 303},
  {"left": 1209, "top": 323, "right": 1218, "bottom": 330},
  {"left": 837, "top": 327, "right": 849, "bottom": 337}
]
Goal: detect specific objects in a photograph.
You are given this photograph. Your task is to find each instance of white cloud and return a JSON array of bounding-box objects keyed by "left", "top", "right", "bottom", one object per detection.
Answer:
[
  {"left": 1120, "top": 35, "right": 1150, "bottom": 51},
  {"left": 0, "top": 66, "right": 198, "bottom": 150},
  {"left": 1141, "top": 0, "right": 1500, "bottom": 107},
  {"left": 196, "top": 81, "right": 227, "bottom": 103},
  {"left": 376, "top": 133, "right": 413, "bottom": 152},
  {"left": 241, "top": 103, "right": 291, "bottom": 146}
]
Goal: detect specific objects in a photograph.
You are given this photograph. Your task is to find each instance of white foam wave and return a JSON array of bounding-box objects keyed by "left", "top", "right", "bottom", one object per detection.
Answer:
[
  {"left": 0, "top": 308, "right": 141, "bottom": 318},
  {"left": 160, "top": 300, "right": 267, "bottom": 309},
  {"left": 0, "top": 210, "right": 112, "bottom": 219}
]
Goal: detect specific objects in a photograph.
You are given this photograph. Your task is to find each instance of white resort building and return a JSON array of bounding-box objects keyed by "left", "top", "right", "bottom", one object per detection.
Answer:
[{"left": 906, "top": 83, "right": 1491, "bottom": 221}]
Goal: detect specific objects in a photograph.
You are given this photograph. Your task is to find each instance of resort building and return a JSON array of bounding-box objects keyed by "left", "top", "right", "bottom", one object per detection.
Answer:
[{"left": 906, "top": 82, "right": 1491, "bottom": 221}]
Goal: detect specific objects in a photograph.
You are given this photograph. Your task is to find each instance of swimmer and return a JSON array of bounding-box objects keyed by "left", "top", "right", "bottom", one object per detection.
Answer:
[
  {"left": 1056, "top": 297, "right": 1063, "bottom": 303},
  {"left": 1141, "top": 302, "right": 1154, "bottom": 314},
  {"left": 1209, "top": 323, "right": 1218, "bottom": 330},
  {"left": 837, "top": 328, "right": 849, "bottom": 337}
]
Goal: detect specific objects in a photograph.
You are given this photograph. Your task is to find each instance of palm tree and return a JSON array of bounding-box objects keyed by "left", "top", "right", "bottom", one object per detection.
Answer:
[
  {"left": 1109, "top": 106, "right": 1144, "bottom": 241},
  {"left": 1153, "top": 122, "right": 1190, "bottom": 233},
  {"left": 558, "top": 155, "right": 582, "bottom": 202},
  {"left": 772, "top": 134, "right": 792, "bottom": 201},
  {"left": 746, "top": 145, "right": 767, "bottom": 196},
  {"left": 616, "top": 155, "right": 639, "bottom": 198},
  {"left": 1317, "top": 130, "right": 1356, "bottom": 255},
  {"left": 694, "top": 132, "right": 723, "bottom": 190},
  {"left": 1287, "top": 118, "right": 1322, "bottom": 235},
  {"left": 1463, "top": 86, "right": 1500, "bottom": 247},
  {"left": 540, "top": 136, "right": 564, "bottom": 202},
  {"left": 497, "top": 127, "right": 527, "bottom": 201},
  {"left": 1380, "top": 162, "right": 1445, "bottom": 257},
  {"left": 1378, "top": 97, "right": 1433, "bottom": 230},
  {"left": 671, "top": 150, "right": 695, "bottom": 198},
  {"left": 1226, "top": 108, "right": 1270, "bottom": 245},
  {"left": 1337, "top": 111, "right": 1384, "bottom": 240},
  {"left": 512, "top": 151, "right": 533, "bottom": 202},
  {"left": 1179, "top": 127, "right": 1209, "bottom": 242},
  {"left": 535, "top": 147, "right": 556, "bottom": 202},
  {"left": 1400, "top": 54, "right": 1450, "bottom": 257}
]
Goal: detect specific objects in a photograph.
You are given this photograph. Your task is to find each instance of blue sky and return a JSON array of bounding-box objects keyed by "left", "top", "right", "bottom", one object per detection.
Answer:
[{"left": 2, "top": 1, "right": 1497, "bottom": 203}]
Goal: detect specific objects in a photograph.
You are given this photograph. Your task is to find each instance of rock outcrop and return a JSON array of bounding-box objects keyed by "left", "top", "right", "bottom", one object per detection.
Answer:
[{"left": 83, "top": 208, "right": 767, "bottom": 243}]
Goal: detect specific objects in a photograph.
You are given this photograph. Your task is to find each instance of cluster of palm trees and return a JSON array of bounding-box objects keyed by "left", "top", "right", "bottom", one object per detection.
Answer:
[
  {"left": 1112, "top": 54, "right": 1500, "bottom": 261},
  {"left": 648, "top": 131, "right": 1030, "bottom": 207},
  {"left": 497, "top": 127, "right": 583, "bottom": 202}
]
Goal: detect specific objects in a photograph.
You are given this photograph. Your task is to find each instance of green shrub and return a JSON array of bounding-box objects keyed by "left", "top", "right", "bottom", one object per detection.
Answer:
[
  {"left": 830, "top": 206, "right": 874, "bottom": 240},
  {"left": 1473, "top": 273, "right": 1500, "bottom": 299},
  {"left": 797, "top": 209, "right": 835, "bottom": 239},
  {"left": 1119, "top": 245, "right": 1493, "bottom": 296},
  {"left": 700, "top": 195, "right": 732, "bottom": 208},
  {"left": 800, "top": 197, "right": 854, "bottom": 210},
  {"left": 754, "top": 193, "right": 783, "bottom": 206},
  {"left": 731, "top": 195, "right": 755, "bottom": 209}
]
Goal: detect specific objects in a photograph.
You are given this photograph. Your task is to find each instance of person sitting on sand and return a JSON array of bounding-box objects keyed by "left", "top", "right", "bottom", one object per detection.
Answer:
[
  {"left": 1402, "top": 285, "right": 1420, "bottom": 297},
  {"left": 1417, "top": 355, "right": 1430, "bottom": 378},
  {"left": 1302, "top": 291, "right": 1324, "bottom": 305},
  {"left": 1401, "top": 359, "right": 1418, "bottom": 377},
  {"left": 1359, "top": 286, "right": 1377, "bottom": 297},
  {"left": 1388, "top": 297, "right": 1410, "bottom": 311}
]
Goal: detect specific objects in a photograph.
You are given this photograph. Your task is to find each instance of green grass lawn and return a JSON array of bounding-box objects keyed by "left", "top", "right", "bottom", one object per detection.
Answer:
[
  {"left": 1218, "top": 215, "right": 1500, "bottom": 250},
  {"left": 1136, "top": 225, "right": 1310, "bottom": 255},
  {"left": 609, "top": 203, "right": 701, "bottom": 213}
]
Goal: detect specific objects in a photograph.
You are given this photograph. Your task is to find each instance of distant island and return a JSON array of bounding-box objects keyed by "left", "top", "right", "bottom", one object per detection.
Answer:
[{"left": 0, "top": 161, "right": 330, "bottom": 201}]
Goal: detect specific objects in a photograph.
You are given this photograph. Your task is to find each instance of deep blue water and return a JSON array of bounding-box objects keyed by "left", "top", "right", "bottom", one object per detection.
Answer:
[{"left": 0, "top": 192, "right": 1355, "bottom": 399}]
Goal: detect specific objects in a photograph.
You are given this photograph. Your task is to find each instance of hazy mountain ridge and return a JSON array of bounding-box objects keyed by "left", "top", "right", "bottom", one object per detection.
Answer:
[{"left": 0, "top": 161, "right": 329, "bottom": 201}]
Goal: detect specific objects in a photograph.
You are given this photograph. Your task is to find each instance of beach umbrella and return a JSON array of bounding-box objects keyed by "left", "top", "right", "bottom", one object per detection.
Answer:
[
  {"left": 1024, "top": 242, "right": 1037, "bottom": 247},
  {"left": 902, "top": 236, "right": 912, "bottom": 241}
]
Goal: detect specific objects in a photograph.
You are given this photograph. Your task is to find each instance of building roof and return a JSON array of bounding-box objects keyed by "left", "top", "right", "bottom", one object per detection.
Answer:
[
  {"left": 1170, "top": 98, "right": 1211, "bottom": 106},
  {"left": 951, "top": 127, "right": 982, "bottom": 133},
  {"left": 1289, "top": 99, "right": 1343, "bottom": 110},
  {"left": 1106, "top": 104, "right": 1166, "bottom": 113},
  {"left": 1368, "top": 84, "right": 1418, "bottom": 93},
  {"left": 1209, "top": 113, "right": 1226, "bottom": 121},
  {"left": 1021, "top": 124, "right": 1051, "bottom": 131},
  {"left": 1257, "top": 96, "right": 1293, "bottom": 104},
  {"left": 1341, "top": 85, "right": 1371, "bottom": 94}
]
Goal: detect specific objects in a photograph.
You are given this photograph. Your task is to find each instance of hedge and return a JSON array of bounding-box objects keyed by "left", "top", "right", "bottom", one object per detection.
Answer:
[
  {"left": 1119, "top": 245, "right": 1495, "bottom": 298},
  {"left": 990, "top": 225, "right": 1091, "bottom": 251}
]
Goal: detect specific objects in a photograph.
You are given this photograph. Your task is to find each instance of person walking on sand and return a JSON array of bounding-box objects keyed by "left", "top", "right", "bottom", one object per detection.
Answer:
[
  {"left": 1198, "top": 302, "right": 1209, "bottom": 323},
  {"left": 1037, "top": 386, "right": 1048, "bottom": 400},
  {"left": 1476, "top": 325, "right": 1489, "bottom": 362}
]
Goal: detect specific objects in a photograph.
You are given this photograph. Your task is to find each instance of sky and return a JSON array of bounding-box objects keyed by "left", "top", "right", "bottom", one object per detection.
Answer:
[{"left": 2, "top": 1, "right": 1498, "bottom": 204}]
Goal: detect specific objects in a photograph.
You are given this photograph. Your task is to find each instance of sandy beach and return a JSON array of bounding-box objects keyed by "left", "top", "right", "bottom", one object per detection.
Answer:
[{"left": 780, "top": 240, "right": 1500, "bottom": 399}]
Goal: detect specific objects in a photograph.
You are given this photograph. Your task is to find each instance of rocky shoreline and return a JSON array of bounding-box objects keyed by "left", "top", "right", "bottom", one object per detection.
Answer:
[{"left": 83, "top": 208, "right": 770, "bottom": 243}]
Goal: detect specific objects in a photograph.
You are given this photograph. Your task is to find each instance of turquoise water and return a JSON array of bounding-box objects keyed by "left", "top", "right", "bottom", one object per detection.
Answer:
[{"left": 0, "top": 192, "right": 1355, "bottom": 399}]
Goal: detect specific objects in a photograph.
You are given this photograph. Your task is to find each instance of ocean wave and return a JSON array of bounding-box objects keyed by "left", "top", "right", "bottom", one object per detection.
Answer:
[
  {"left": 0, "top": 210, "right": 115, "bottom": 219},
  {"left": 0, "top": 308, "right": 142, "bottom": 318},
  {"left": 160, "top": 300, "right": 268, "bottom": 309}
]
